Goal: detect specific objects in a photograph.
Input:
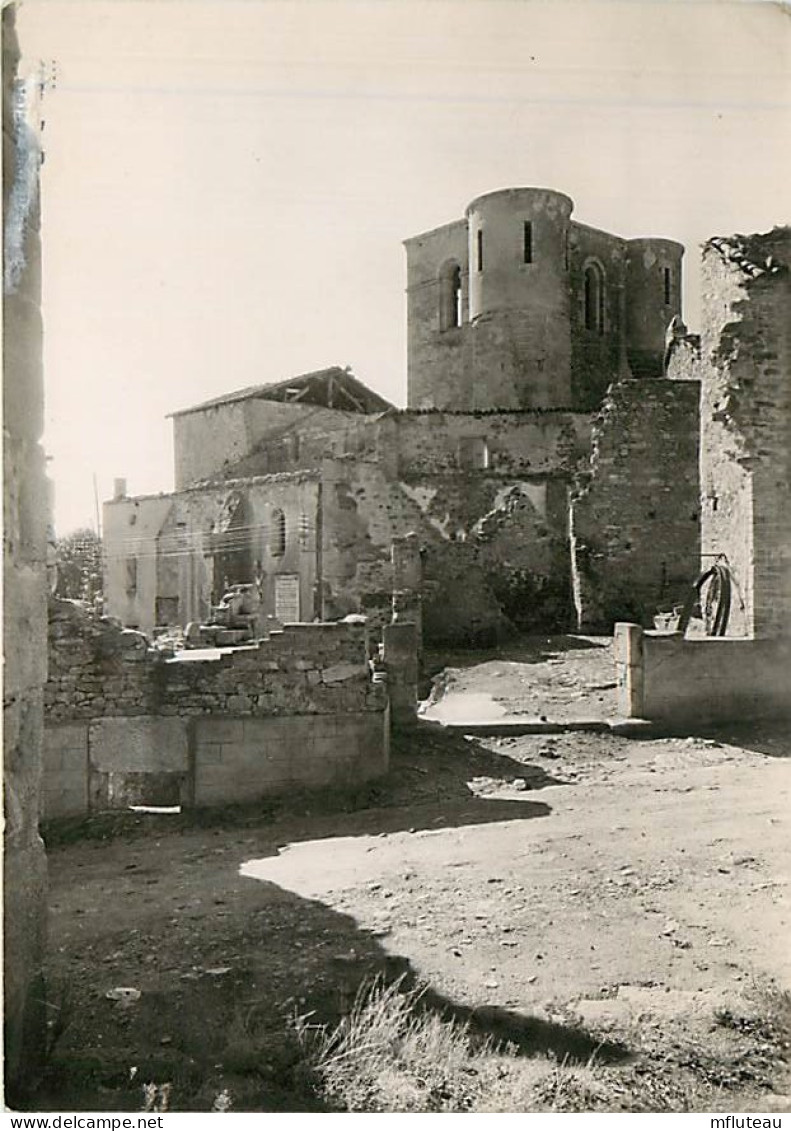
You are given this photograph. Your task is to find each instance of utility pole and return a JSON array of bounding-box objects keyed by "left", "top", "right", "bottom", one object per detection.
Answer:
[{"left": 93, "top": 472, "right": 102, "bottom": 538}]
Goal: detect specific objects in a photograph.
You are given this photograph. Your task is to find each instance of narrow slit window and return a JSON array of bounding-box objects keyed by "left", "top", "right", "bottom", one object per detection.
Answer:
[
  {"left": 523, "top": 220, "right": 533, "bottom": 264},
  {"left": 663, "top": 266, "right": 672, "bottom": 305},
  {"left": 439, "top": 262, "right": 462, "bottom": 331},
  {"left": 271, "top": 509, "right": 286, "bottom": 557},
  {"left": 476, "top": 229, "right": 483, "bottom": 272}
]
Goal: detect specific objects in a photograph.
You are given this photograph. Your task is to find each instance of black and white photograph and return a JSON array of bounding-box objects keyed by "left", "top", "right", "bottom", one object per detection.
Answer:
[{"left": 3, "top": 0, "right": 790, "bottom": 1116}]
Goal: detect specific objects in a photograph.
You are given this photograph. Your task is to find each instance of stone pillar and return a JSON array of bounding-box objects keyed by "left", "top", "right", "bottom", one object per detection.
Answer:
[
  {"left": 391, "top": 532, "right": 422, "bottom": 646},
  {"left": 613, "top": 623, "right": 645, "bottom": 718},
  {"left": 3, "top": 4, "right": 49, "bottom": 1096},
  {"left": 382, "top": 622, "right": 419, "bottom": 728}
]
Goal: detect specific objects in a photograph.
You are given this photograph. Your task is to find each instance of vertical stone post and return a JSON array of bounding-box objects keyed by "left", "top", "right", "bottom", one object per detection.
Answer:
[
  {"left": 391, "top": 532, "right": 422, "bottom": 646},
  {"left": 614, "top": 622, "right": 645, "bottom": 718},
  {"left": 3, "top": 5, "right": 48, "bottom": 1095},
  {"left": 382, "top": 622, "right": 419, "bottom": 728}
]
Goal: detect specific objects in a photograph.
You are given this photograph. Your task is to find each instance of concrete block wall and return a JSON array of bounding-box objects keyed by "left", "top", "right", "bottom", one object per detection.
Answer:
[
  {"left": 44, "top": 710, "right": 388, "bottom": 817},
  {"left": 615, "top": 623, "right": 791, "bottom": 726},
  {"left": 193, "top": 712, "right": 387, "bottom": 805},
  {"left": 570, "top": 379, "right": 700, "bottom": 631},
  {"left": 43, "top": 724, "right": 89, "bottom": 819}
]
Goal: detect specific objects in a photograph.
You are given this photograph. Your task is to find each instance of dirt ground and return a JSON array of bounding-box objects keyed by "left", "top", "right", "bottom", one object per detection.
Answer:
[
  {"left": 420, "top": 635, "right": 619, "bottom": 722},
  {"left": 28, "top": 639, "right": 791, "bottom": 1112}
]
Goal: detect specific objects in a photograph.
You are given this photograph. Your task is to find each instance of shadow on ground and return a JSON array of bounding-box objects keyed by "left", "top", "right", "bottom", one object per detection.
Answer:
[
  {"left": 22, "top": 727, "right": 594, "bottom": 1109},
  {"left": 705, "top": 721, "right": 791, "bottom": 759},
  {"left": 27, "top": 870, "right": 629, "bottom": 1113}
]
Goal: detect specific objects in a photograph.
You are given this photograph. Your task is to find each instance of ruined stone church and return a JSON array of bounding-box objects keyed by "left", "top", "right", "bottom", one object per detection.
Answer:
[{"left": 103, "top": 187, "right": 716, "bottom": 642}]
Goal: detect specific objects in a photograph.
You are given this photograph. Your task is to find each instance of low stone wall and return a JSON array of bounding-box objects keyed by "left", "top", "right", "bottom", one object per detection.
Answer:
[
  {"left": 192, "top": 713, "right": 387, "bottom": 806},
  {"left": 43, "top": 599, "right": 388, "bottom": 818},
  {"left": 614, "top": 623, "right": 791, "bottom": 726}
]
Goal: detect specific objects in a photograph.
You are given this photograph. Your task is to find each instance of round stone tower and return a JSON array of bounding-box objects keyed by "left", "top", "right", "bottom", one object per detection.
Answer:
[
  {"left": 465, "top": 187, "right": 574, "bottom": 409},
  {"left": 625, "top": 237, "right": 684, "bottom": 377}
]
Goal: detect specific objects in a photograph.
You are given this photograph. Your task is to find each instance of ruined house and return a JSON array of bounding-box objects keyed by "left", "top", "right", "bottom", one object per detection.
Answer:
[
  {"left": 615, "top": 226, "right": 790, "bottom": 726},
  {"left": 103, "top": 188, "right": 701, "bottom": 641}
]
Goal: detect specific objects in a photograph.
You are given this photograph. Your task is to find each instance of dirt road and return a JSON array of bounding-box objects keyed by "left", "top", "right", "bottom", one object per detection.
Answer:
[{"left": 35, "top": 718, "right": 790, "bottom": 1111}]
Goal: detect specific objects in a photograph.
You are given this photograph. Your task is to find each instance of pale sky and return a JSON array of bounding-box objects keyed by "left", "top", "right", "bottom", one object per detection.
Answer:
[{"left": 15, "top": 0, "right": 791, "bottom": 536}]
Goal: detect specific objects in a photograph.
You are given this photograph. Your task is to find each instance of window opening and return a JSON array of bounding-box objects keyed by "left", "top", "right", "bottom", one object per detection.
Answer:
[
  {"left": 476, "top": 229, "right": 483, "bottom": 272},
  {"left": 271, "top": 508, "right": 286, "bottom": 557},
  {"left": 439, "top": 262, "right": 462, "bottom": 331},
  {"left": 663, "top": 266, "right": 672, "bottom": 305},
  {"left": 458, "top": 436, "right": 490, "bottom": 470},
  {"left": 584, "top": 264, "right": 605, "bottom": 335},
  {"left": 523, "top": 220, "right": 533, "bottom": 264}
]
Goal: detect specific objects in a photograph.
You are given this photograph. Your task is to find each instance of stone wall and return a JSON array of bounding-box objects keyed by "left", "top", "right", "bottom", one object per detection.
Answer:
[
  {"left": 177, "top": 401, "right": 371, "bottom": 485},
  {"left": 102, "top": 493, "right": 174, "bottom": 632},
  {"left": 384, "top": 409, "right": 591, "bottom": 479},
  {"left": 615, "top": 623, "right": 791, "bottom": 726},
  {"left": 698, "top": 229, "right": 791, "bottom": 638},
  {"left": 43, "top": 600, "right": 388, "bottom": 818},
  {"left": 3, "top": 5, "right": 48, "bottom": 1091},
  {"left": 104, "top": 472, "right": 322, "bottom": 632},
  {"left": 570, "top": 379, "right": 700, "bottom": 631},
  {"left": 320, "top": 456, "right": 576, "bottom": 642},
  {"left": 172, "top": 399, "right": 357, "bottom": 490},
  {"left": 403, "top": 218, "right": 471, "bottom": 410},
  {"left": 192, "top": 712, "right": 386, "bottom": 807},
  {"left": 404, "top": 188, "right": 683, "bottom": 413},
  {"left": 568, "top": 223, "right": 629, "bottom": 409}
]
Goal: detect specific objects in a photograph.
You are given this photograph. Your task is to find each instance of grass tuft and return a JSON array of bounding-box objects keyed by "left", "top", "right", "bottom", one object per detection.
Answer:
[{"left": 293, "top": 974, "right": 504, "bottom": 1112}]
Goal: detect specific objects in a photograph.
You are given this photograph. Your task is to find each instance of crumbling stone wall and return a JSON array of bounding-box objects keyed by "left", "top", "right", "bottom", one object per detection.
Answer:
[
  {"left": 43, "top": 600, "right": 387, "bottom": 817},
  {"left": 46, "top": 600, "right": 382, "bottom": 722},
  {"left": 666, "top": 334, "right": 702, "bottom": 382},
  {"left": 384, "top": 409, "right": 591, "bottom": 478},
  {"left": 698, "top": 229, "right": 791, "bottom": 638},
  {"left": 321, "top": 456, "right": 576, "bottom": 644},
  {"left": 570, "top": 379, "right": 700, "bottom": 631},
  {"left": 3, "top": 5, "right": 48, "bottom": 1091},
  {"left": 204, "top": 405, "right": 376, "bottom": 482},
  {"left": 45, "top": 598, "right": 159, "bottom": 723},
  {"left": 172, "top": 400, "right": 353, "bottom": 489},
  {"left": 104, "top": 472, "right": 322, "bottom": 632}
]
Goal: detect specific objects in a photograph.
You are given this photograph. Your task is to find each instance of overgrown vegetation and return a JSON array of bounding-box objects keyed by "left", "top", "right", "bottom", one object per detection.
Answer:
[
  {"left": 291, "top": 975, "right": 791, "bottom": 1114},
  {"left": 293, "top": 974, "right": 514, "bottom": 1112}
]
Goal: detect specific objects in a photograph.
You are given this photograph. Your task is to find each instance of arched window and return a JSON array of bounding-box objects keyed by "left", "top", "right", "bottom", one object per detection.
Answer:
[
  {"left": 271, "top": 508, "right": 286, "bottom": 557},
  {"left": 439, "top": 261, "right": 462, "bottom": 331},
  {"left": 584, "top": 262, "right": 605, "bottom": 335}
]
